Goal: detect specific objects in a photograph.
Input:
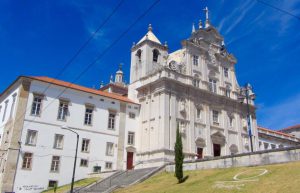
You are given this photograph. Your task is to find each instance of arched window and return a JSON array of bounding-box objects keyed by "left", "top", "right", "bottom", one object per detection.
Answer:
[
  {"left": 153, "top": 49, "right": 159, "bottom": 62},
  {"left": 136, "top": 49, "right": 142, "bottom": 62}
]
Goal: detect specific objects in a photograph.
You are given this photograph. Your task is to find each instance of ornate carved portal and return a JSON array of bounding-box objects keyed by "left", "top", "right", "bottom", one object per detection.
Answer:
[
  {"left": 229, "top": 144, "right": 238, "bottom": 154},
  {"left": 195, "top": 137, "right": 206, "bottom": 148},
  {"left": 211, "top": 131, "right": 226, "bottom": 146}
]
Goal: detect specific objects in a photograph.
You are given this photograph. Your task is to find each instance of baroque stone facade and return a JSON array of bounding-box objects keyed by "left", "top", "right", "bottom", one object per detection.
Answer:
[{"left": 128, "top": 17, "right": 259, "bottom": 167}]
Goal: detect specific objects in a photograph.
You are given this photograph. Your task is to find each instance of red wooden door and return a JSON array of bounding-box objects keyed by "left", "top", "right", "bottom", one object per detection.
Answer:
[
  {"left": 127, "top": 152, "right": 134, "bottom": 170},
  {"left": 197, "top": 148, "right": 203, "bottom": 159},
  {"left": 213, "top": 144, "right": 221, "bottom": 157}
]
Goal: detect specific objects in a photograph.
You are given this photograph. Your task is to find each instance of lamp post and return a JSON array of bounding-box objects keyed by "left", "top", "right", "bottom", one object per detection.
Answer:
[
  {"left": 61, "top": 126, "right": 79, "bottom": 193},
  {"left": 238, "top": 83, "right": 256, "bottom": 152}
]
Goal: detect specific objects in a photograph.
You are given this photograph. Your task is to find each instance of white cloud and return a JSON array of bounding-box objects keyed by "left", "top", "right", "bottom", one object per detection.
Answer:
[{"left": 257, "top": 93, "right": 300, "bottom": 130}]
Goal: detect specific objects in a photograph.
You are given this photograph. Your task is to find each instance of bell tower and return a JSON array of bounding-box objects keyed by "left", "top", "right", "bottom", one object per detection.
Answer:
[{"left": 130, "top": 24, "right": 168, "bottom": 83}]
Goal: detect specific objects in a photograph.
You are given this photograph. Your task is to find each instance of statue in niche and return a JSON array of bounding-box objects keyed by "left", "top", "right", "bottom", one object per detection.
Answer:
[{"left": 179, "top": 99, "right": 186, "bottom": 113}]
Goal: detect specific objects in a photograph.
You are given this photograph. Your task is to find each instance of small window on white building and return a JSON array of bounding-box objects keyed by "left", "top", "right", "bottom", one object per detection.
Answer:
[
  {"left": 84, "top": 106, "right": 93, "bottom": 125},
  {"left": 208, "top": 79, "right": 217, "bottom": 93},
  {"left": 229, "top": 116, "right": 234, "bottom": 127},
  {"left": 31, "top": 95, "right": 43, "bottom": 116},
  {"left": 212, "top": 110, "right": 219, "bottom": 124},
  {"left": 25, "top": 130, "right": 38, "bottom": 146},
  {"left": 128, "top": 132, "right": 135, "bottom": 145},
  {"left": 48, "top": 180, "right": 58, "bottom": 188},
  {"left": 136, "top": 49, "right": 142, "bottom": 62},
  {"left": 81, "top": 139, "right": 90, "bottom": 152},
  {"left": 57, "top": 100, "right": 68, "bottom": 121},
  {"left": 105, "top": 162, "right": 112, "bottom": 169},
  {"left": 22, "top": 152, "right": 33, "bottom": 169},
  {"left": 50, "top": 156, "right": 60, "bottom": 172},
  {"left": 193, "top": 55, "right": 199, "bottom": 66},
  {"left": 106, "top": 142, "right": 114, "bottom": 156},
  {"left": 271, "top": 144, "right": 276, "bottom": 149},
  {"left": 224, "top": 67, "right": 229, "bottom": 78},
  {"left": 129, "top": 112, "right": 135, "bottom": 119},
  {"left": 108, "top": 112, "right": 116, "bottom": 130},
  {"left": 2, "top": 100, "right": 8, "bottom": 122},
  {"left": 53, "top": 134, "right": 64, "bottom": 149},
  {"left": 80, "top": 159, "right": 88, "bottom": 167}
]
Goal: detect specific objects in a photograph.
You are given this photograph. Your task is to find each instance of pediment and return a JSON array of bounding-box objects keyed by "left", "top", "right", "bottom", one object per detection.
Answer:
[
  {"left": 195, "top": 137, "right": 206, "bottom": 147},
  {"left": 211, "top": 131, "right": 226, "bottom": 145}
]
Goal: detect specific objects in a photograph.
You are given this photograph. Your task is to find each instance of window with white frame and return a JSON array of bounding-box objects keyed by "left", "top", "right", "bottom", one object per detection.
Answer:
[
  {"left": 31, "top": 95, "right": 43, "bottom": 116},
  {"left": 224, "top": 67, "right": 229, "bottom": 78},
  {"left": 84, "top": 106, "right": 93, "bottom": 125},
  {"left": 80, "top": 159, "right": 88, "bottom": 167},
  {"left": 2, "top": 100, "right": 8, "bottom": 122},
  {"left": 25, "top": 130, "right": 38, "bottom": 146},
  {"left": 106, "top": 142, "right": 114, "bottom": 156},
  {"left": 50, "top": 156, "right": 60, "bottom": 172},
  {"left": 105, "top": 162, "right": 112, "bottom": 169},
  {"left": 129, "top": 112, "right": 135, "bottom": 119},
  {"left": 108, "top": 112, "right": 116, "bottom": 130},
  {"left": 212, "top": 110, "right": 219, "bottom": 124},
  {"left": 229, "top": 116, "right": 234, "bottom": 127},
  {"left": 22, "top": 152, "right": 33, "bottom": 169},
  {"left": 53, "top": 134, "right": 64, "bottom": 149},
  {"left": 128, "top": 132, "right": 135, "bottom": 145},
  {"left": 9, "top": 94, "right": 17, "bottom": 118},
  {"left": 193, "top": 55, "right": 199, "bottom": 66},
  {"left": 193, "top": 74, "right": 200, "bottom": 87},
  {"left": 81, "top": 139, "right": 90, "bottom": 152},
  {"left": 208, "top": 79, "right": 217, "bottom": 93},
  {"left": 57, "top": 100, "right": 68, "bottom": 121}
]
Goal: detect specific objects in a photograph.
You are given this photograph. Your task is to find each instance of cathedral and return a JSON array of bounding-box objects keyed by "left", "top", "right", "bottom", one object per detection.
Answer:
[{"left": 0, "top": 7, "right": 279, "bottom": 193}]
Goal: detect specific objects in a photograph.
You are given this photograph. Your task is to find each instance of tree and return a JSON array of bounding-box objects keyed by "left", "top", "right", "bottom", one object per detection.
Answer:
[{"left": 174, "top": 122, "right": 184, "bottom": 183}]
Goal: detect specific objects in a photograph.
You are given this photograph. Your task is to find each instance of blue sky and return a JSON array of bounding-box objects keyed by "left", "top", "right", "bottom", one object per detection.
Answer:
[{"left": 0, "top": 0, "right": 299, "bottom": 130}]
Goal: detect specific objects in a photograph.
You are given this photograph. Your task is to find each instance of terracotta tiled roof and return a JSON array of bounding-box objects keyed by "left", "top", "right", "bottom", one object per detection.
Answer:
[
  {"left": 29, "top": 76, "right": 137, "bottom": 104},
  {"left": 258, "top": 126, "right": 298, "bottom": 139},
  {"left": 279, "top": 124, "right": 300, "bottom": 132}
]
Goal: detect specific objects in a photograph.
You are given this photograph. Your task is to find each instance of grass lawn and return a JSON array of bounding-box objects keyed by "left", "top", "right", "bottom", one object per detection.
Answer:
[
  {"left": 42, "top": 177, "right": 99, "bottom": 193},
  {"left": 115, "top": 161, "right": 300, "bottom": 193}
]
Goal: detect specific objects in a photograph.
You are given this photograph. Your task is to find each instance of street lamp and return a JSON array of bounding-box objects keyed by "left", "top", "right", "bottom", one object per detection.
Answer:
[
  {"left": 238, "top": 83, "right": 256, "bottom": 152},
  {"left": 61, "top": 126, "right": 79, "bottom": 193}
]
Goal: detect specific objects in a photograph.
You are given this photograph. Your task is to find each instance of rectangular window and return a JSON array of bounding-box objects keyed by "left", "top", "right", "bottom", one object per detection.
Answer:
[
  {"left": 209, "top": 79, "right": 217, "bottom": 93},
  {"left": 108, "top": 112, "right": 116, "bottom": 130},
  {"left": 9, "top": 94, "right": 17, "bottom": 118},
  {"left": 128, "top": 132, "right": 135, "bottom": 145},
  {"left": 22, "top": 152, "right": 33, "bottom": 169},
  {"left": 193, "top": 55, "right": 199, "bottom": 66},
  {"left": 105, "top": 162, "right": 112, "bottom": 169},
  {"left": 84, "top": 107, "right": 93, "bottom": 125},
  {"left": 53, "top": 134, "right": 64, "bottom": 149},
  {"left": 31, "top": 95, "right": 43, "bottom": 116},
  {"left": 2, "top": 101, "right": 8, "bottom": 122},
  {"left": 81, "top": 139, "right": 90, "bottom": 152},
  {"left": 224, "top": 67, "right": 229, "bottom": 78},
  {"left": 50, "top": 156, "right": 60, "bottom": 172},
  {"left": 229, "top": 117, "right": 234, "bottom": 127},
  {"left": 196, "top": 108, "right": 201, "bottom": 119},
  {"left": 25, "top": 130, "right": 38, "bottom": 146},
  {"left": 80, "top": 159, "right": 88, "bottom": 167},
  {"left": 57, "top": 101, "right": 68, "bottom": 121},
  {"left": 129, "top": 112, "right": 135, "bottom": 119},
  {"left": 106, "top": 142, "right": 114, "bottom": 156},
  {"left": 48, "top": 180, "right": 58, "bottom": 188},
  {"left": 212, "top": 110, "right": 219, "bottom": 124}
]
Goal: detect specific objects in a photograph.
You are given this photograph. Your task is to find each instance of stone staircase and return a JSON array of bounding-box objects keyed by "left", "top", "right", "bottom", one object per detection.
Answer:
[{"left": 76, "top": 166, "right": 164, "bottom": 193}]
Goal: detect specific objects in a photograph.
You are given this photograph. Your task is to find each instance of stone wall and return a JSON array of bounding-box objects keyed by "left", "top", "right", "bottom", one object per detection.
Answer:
[{"left": 165, "top": 146, "right": 300, "bottom": 172}]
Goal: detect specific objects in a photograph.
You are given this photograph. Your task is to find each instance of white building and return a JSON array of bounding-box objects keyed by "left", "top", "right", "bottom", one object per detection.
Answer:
[
  {"left": 0, "top": 7, "right": 296, "bottom": 193},
  {"left": 258, "top": 126, "right": 299, "bottom": 150}
]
